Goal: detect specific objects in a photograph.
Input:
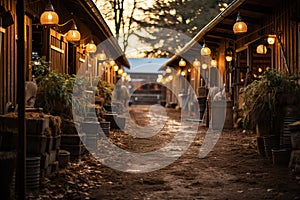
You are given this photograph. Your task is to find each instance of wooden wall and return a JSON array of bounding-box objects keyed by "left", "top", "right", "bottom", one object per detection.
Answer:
[
  {"left": 49, "top": 29, "right": 68, "bottom": 74},
  {"left": 272, "top": 0, "right": 299, "bottom": 75},
  {"left": 0, "top": 0, "right": 16, "bottom": 114}
]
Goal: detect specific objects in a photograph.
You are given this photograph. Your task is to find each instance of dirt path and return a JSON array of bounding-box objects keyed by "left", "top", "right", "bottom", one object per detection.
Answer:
[{"left": 30, "top": 105, "right": 300, "bottom": 200}]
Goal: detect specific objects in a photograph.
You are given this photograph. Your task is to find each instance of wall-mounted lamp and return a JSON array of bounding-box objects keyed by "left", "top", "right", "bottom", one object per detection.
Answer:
[
  {"left": 179, "top": 58, "right": 186, "bottom": 67},
  {"left": 40, "top": 1, "right": 59, "bottom": 25},
  {"left": 109, "top": 60, "right": 116, "bottom": 66},
  {"left": 122, "top": 72, "right": 127, "bottom": 77},
  {"left": 118, "top": 68, "right": 124, "bottom": 75},
  {"left": 225, "top": 48, "right": 233, "bottom": 62},
  {"left": 181, "top": 70, "right": 186, "bottom": 76},
  {"left": 193, "top": 59, "right": 201, "bottom": 68},
  {"left": 233, "top": 12, "right": 247, "bottom": 34},
  {"left": 113, "top": 65, "right": 119, "bottom": 72},
  {"left": 211, "top": 58, "right": 217, "bottom": 67},
  {"left": 40, "top": 2, "right": 80, "bottom": 42},
  {"left": 166, "top": 67, "right": 172, "bottom": 73},
  {"left": 256, "top": 44, "right": 267, "bottom": 54},
  {"left": 85, "top": 40, "right": 97, "bottom": 53},
  {"left": 65, "top": 22, "right": 81, "bottom": 42},
  {"left": 98, "top": 50, "right": 107, "bottom": 60},
  {"left": 201, "top": 42, "right": 211, "bottom": 56},
  {"left": 202, "top": 63, "right": 208, "bottom": 70},
  {"left": 267, "top": 34, "right": 276, "bottom": 45}
]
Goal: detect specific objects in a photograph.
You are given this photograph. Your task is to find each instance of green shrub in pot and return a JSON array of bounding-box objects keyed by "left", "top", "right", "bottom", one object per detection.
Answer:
[{"left": 242, "top": 69, "right": 300, "bottom": 134}]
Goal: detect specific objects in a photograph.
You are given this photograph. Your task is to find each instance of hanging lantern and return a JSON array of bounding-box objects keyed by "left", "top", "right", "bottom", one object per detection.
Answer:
[
  {"left": 233, "top": 12, "right": 247, "bottom": 34},
  {"left": 226, "top": 55, "right": 233, "bottom": 62},
  {"left": 267, "top": 34, "right": 276, "bottom": 45},
  {"left": 40, "top": 2, "right": 59, "bottom": 25},
  {"left": 166, "top": 67, "right": 172, "bottom": 74},
  {"left": 201, "top": 43, "right": 211, "bottom": 56},
  {"left": 179, "top": 58, "right": 186, "bottom": 67},
  {"left": 225, "top": 48, "right": 233, "bottom": 62},
  {"left": 85, "top": 40, "right": 97, "bottom": 53},
  {"left": 66, "top": 23, "right": 81, "bottom": 42},
  {"left": 126, "top": 75, "right": 131, "bottom": 81},
  {"left": 113, "top": 65, "right": 119, "bottom": 71},
  {"left": 256, "top": 44, "right": 267, "bottom": 54},
  {"left": 193, "top": 59, "right": 201, "bottom": 68},
  {"left": 181, "top": 71, "right": 186, "bottom": 76},
  {"left": 98, "top": 51, "right": 107, "bottom": 60},
  {"left": 109, "top": 60, "right": 116, "bottom": 66},
  {"left": 202, "top": 63, "right": 208, "bottom": 69},
  {"left": 118, "top": 68, "right": 123, "bottom": 75},
  {"left": 211, "top": 59, "right": 217, "bottom": 67},
  {"left": 122, "top": 72, "right": 127, "bottom": 77}
]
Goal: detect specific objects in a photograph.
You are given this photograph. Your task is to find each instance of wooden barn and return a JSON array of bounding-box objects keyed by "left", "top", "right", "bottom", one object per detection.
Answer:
[
  {"left": 0, "top": 0, "right": 129, "bottom": 114},
  {"left": 162, "top": 0, "right": 300, "bottom": 127}
]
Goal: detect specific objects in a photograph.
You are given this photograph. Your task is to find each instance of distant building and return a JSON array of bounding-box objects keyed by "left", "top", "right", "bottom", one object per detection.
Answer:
[{"left": 125, "top": 58, "right": 169, "bottom": 105}]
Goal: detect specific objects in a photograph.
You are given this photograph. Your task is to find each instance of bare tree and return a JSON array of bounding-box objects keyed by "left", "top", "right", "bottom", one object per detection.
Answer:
[{"left": 93, "top": 0, "right": 140, "bottom": 52}]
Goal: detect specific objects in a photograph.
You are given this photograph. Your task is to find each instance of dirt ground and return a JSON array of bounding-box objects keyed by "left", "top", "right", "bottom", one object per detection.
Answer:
[{"left": 29, "top": 105, "right": 300, "bottom": 200}]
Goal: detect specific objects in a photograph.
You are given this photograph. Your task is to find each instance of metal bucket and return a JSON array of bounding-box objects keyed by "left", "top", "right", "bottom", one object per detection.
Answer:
[{"left": 26, "top": 156, "right": 41, "bottom": 191}]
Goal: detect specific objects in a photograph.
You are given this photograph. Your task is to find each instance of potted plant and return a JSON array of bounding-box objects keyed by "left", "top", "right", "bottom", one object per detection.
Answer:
[
  {"left": 243, "top": 69, "right": 300, "bottom": 160},
  {"left": 33, "top": 58, "right": 88, "bottom": 119},
  {"left": 97, "top": 80, "right": 114, "bottom": 111}
]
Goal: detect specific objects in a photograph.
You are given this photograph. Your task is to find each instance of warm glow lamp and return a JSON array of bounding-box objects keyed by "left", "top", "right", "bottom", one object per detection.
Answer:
[
  {"left": 211, "top": 59, "right": 217, "bottom": 67},
  {"left": 233, "top": 12, "right": 247, "bottom": 34},
  {"left": 98, "top": 51, "right": 107, "bottom": 60},
  {"left": 40, "top": 1, "right": 59, "bottom": 25},
  {"left": 225, "top": 48, "right": 233, "bottom": 62},
  {"left": 85, "top": 40, "right": 97, "bottom": 53},
  {"left": 202, "top": 63, "right": 208, "bottom": 69},
  {"left": 118, "top": 68, "right": 123, "bottom": 75},
  {"left": 201, "top": 43, "right": 211, "bottom": 56},
  {"left": 166, "top": 67, "right": 172, "bottom": 74},
  {"left": 109, "top": 60, "right": 116, "bottom": 66},
  {"left": 113, "top": 65, "right": 119, "bottom": 72},
  {"left": 267, "top": 34, "right": 276, "bottom": 45},
  {"left": 256, "top": 44, "right": 267, "bottom": 54},
  {"left": 179, "top": 58, "right": 186, "bottom": 67},
  {"left": 65, "top": 23, "right": 81, "bottom": 42},
  {"left": 193, "top": 59, "right": 201, "bottom": 68}
]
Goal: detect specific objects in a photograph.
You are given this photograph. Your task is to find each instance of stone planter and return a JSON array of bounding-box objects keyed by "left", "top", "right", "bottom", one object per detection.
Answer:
[
  {"left": 61, "top": 134, "right": 86, "bottom": 145},
  {"left": 100, "top": 121, "right": 110, "bottom": 137},
  {"left": 263, "top": 135, "right": 280, "bottom": 159},
  {"left": 256, "top": 136, "right": 266, "bottom": 157},
  {"left": 27, "top": 135, "right": 47, "bottom": 155},
  {"left": 26, "top": 117, "right": 50, "bottom": 135},
  {"left": 272, "top": 148, "right": 291, "bottom": 167},
  {"left": 289, "top": 121, "right": 300, "bottom": 149},
  {"left": 80, "top": 121, "right": 101, "bottom": 135},
  {"left": 104, "top": 114, "right": 125, "bottom": 130},
  {"left": 58, "top": 150, "right": 70, "bottom": 169},
  {"left": 0, "top": 131, "right": 17, "bottom": 151},
  {"left": 210, "top": 100, "right": 233, "bottom": 130},
  {"left": 0, "top": 151, "right": 16, "bottom": 199}
]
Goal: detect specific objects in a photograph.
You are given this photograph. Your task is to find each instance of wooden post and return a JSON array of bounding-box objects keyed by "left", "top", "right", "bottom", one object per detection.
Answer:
[{"left": 16, "top": 0, "right": 26, "bottom": 199}]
